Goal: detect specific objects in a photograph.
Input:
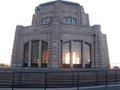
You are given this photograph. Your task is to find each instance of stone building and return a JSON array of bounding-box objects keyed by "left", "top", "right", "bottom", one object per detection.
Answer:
[{"left": 11, "top": 0, "right": 110, "bottom": 69}]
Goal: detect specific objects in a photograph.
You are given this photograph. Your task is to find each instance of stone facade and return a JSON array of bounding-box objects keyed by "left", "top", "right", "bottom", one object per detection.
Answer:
[{"left": 11, "top": 0, "right": 110, "bottom": 68}]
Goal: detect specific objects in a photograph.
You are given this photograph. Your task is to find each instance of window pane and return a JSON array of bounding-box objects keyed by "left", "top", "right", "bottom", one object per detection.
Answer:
[
  {"left": 62, "top": 42, "right": 70, "bottom": 64},
  {"left": 46, "top": 17, "right": 50, "bottom": 23},
  {"left": 85, "top": 44, "right": 91, "bottom": 65},
  {"left": 50, "top": 17, "right": 53, "bottom": 23},
  {"left": 64, "top": 17, "right": 67, "bottom": 23},
  {"left": 42, "top": 18, "right": 47, "bottom": 24},
  {"left": 67, "top": 17, "right": 72, "bottom": 24},
  {"left": 72, "top": 42, "right": 81, "bottom": 64},
  {"left": 42, "top": 17, "right": 53, "bottom": 24},
  {"left": 42, "top": 41, "right": 48, "bottom": 64},
  {"left": 24, "top": 43, "right": 29, "bottom": 66},
  {"left": 72, "top": 18, "right": 76, "bottom": 24},
  {"left": 31, "top": 41, "right": 39, "bottom": 66}
]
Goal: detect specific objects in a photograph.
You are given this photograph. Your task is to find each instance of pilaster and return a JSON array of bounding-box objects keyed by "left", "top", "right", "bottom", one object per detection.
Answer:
[
  {"left": 38, "top": 41, "right": 42, "bottom": 67},
  {"left": 70, "top": 41, "right": 73, "bottom": 68},
  {"left": 28, "top": 41, "right": 32, "bottom": 67},
  {"left": 82, "top": 41, "right": 85, "bottom": 68}
]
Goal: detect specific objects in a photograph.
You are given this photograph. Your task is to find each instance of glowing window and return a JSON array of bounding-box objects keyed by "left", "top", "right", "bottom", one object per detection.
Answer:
[
  {"left": 72, "top": 41, "right": 81, "bottom": 64},
  {"left": 85, "top": 43, "right": 91, "bottom": 67},
  {"left": 62, "top": 42, "right": 70, "bottom": 64},
  {"left": 41, "top": 41, "right": 48, "bottom": 67},
  {"left": 62, "top": 41, "right": 82, "bottom": 68},
  {"left": 31, "top": 41, "right": 39, "bottom": 67}
]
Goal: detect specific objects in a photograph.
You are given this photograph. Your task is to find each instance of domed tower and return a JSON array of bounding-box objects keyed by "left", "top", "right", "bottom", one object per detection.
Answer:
[{"left": 11, "top": 0, "right": 110, "bottom": 69}]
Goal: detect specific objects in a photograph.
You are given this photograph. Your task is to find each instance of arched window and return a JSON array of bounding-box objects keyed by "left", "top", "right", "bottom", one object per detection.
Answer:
[
  {"left": 62, "top": 41, "right": 82, "bottom": 68},
  {"left": 23, "top": 43, "right": 29, "bottom": 67},
  {"left": 62, "top": 41, "right": 91, "bottom": 68},
  {"left": 23, "top": 40, "right": 48, "bottom": 68}
]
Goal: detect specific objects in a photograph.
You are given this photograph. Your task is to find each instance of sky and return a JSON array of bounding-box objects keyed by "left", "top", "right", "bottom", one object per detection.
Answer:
[{"left": 0, "top": 0, "right": 120, "bottom": 68}]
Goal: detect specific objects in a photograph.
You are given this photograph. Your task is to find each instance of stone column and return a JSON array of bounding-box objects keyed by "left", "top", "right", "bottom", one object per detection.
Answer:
[
  {"left": 20, "top": 43, "right": 24, "bottom": 67},
  {"left": 38, "top": 41, "right": 42, "bottom": 67},
  {"left": 70, "top": 41, "right": 73, "bottom": 68},
  {"left": 91, "top": 45, "right": 94, "bottom": 68},
  {"left": 82, "top": 41, "right": 85, "bottom": 68},
  {"left": 28, "top": 41, "right": 32, "bottom": 67}
]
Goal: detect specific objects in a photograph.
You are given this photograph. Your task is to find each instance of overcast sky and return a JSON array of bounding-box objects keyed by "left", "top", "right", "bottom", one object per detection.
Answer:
[{"left": 0, "top": 0, "right": 120, "bottom": 67}]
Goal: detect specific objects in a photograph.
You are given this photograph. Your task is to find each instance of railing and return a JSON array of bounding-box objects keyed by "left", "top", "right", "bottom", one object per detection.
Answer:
[{"left": 0, "top": 69, "right": 120, "bottom": 90}]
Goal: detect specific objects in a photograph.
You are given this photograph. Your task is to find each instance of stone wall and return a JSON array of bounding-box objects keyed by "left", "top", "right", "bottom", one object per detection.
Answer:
[{"left": 11, "top": 0, "right": 110, "bottom": 68}]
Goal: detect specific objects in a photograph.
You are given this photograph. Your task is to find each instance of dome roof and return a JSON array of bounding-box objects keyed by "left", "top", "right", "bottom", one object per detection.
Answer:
[{"left": 39, "top": 0, "right": 80, "bottom": 7}]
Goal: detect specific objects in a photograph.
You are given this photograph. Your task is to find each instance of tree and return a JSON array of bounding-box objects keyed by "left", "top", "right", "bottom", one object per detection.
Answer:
[{"left": 0, "top": 63, "right": 9, "bottom": 67}]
